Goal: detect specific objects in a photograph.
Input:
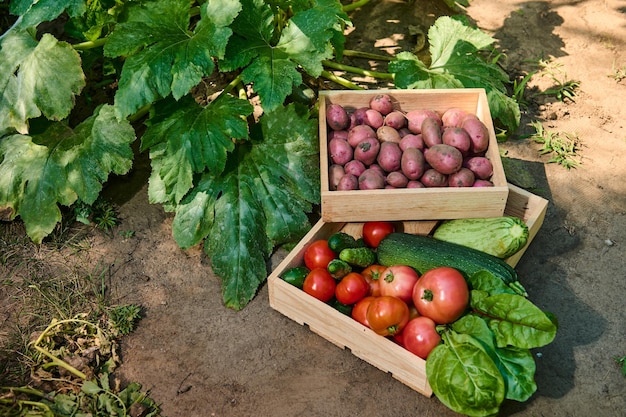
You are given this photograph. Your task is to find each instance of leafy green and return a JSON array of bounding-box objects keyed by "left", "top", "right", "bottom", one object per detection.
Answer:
[
  {"left": 220, "top": 0, "right": 349, "bottom": 111},
  {"left": 0, "top": 105, "right": 135, "bottom": 242},
  {"left": 472, "top": 292, "right": 558, "bottom": 349},
  {"left": 390, "top": 16, "right": 520, "bottom": 133},
  {"left": 0, "top": 30, "right": 85, "bottom": 134},
  {"left": 427, "top": 330, "right": 505, "bottom": 417},
  {"left": 171, "top": 103, "right": 320, "bottom": 309},
  {"left": 104, "top": 0, "right": 239, "bottom": 118},
  {"left": 9, "top": 0, "right": 86, "bottom": 31}
]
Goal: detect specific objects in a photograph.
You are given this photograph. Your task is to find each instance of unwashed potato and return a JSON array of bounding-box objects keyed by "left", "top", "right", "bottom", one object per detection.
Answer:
[
  {"left": 377, "top": 141, "right": 402, "bottom": 172},
  {"left": 421, "top": 117, "right": 443, "bottom": 148},
  {"left": 424, "top": 144, "right": 463, "bottom": 175},
  {"left": 344, "top": 159, "right": 366, "bottom": 177},
  {"left": 358, "top": 168, "right": 386, "bottom": 190},
  {"left": 399, "top": 134, "right": 424, "bottom": 151},
  {"left": 384, "top": 111, "right": 407, "bottom": 129},
  {"left": 328, "top": 138, "right": 353, "bottom": 165},
  {"left": 386, "top": 171, "right": 409, "bottom": 188},
  {"left": 420, "top": 169, "right": 448, "bottom": 187},
  {"left": 377, "top": 125, "right": 402, "bottom": 143},
  {"left": 442, "top": 127, "right": 471, "bottom": 155},
  {"left": 441, "top": 107, "right": 468, "bottom": 128},
  {"left": 406, "top": 109, "right": 441, "bottom": 134},
  {"left": 326, "top": 103, "right": 350, "bottom": 131},
  {"left": 328, "top": 164, "right": 345, "bottom": 190},
  {"left": 401, "top": 147, "right": 426, "bottom": 180},
  {"left": 354, "top": 137, "right": 381, "bottom": 166},
  {"left": 462, "top": 117, "right": 490, "bottom": 154},
  {"left": 447, "top": 168, "right": 475, "bottom": 187},
  {"left": 348, "top": 124, "right": 377, "bottom": 147},
  {"left": 364, "top": 109, "right": 384, "bottom": 129},
  {"left": 337, "top": 173, "right": 359, "bottom": 190},
  {"left": 369, "top": 94, "right": 394, "bottom": 115},
  {"left": 464, "top": 156, "right": 493, "bottom": 180}
]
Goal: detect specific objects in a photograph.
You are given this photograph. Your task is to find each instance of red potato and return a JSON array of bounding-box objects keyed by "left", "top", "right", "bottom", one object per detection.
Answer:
[
  {"left": 350, "top": 107, "right": 370, "bottom": 128},
  {"left": 377, "top": 125, "right": 402, "bottom": 143},
  {"left": 358, "top": 169, "right": 386, "bottom": 190},
  {"left": 328, "top": 129, "right": 348, "bottom": 141},
  {"left": 401, "top": 147, "right": 426, "bottom": 180},
  {"left": 337, "top": 173, "right": 359, "bottom": 190},
  {"left": 368, "top": 164, "right": 385, "bottom": 176},
  {"left": 348, "top": 124, "right": 377, "bottom": 147},
  {"left": 398, "top": 127, "right": 411, "bottom": 137},
  {"left": 406, "top": 109, "right": 441, "bottom": 134},
  {"left": 386, "top": 171, "right": 409, "bottom": 188},
  {"left": 407, "top": 180, "right": 425, "bottom": 188},
  {"left": 344, "top": 159, "right": 366, "bottom": 177},
  {"left": 377, "top": 141, "right": 402, "bottom": 172},
  {"left": 464, "top": 156, "right": 493, "bottom": 180},
  {"left": 399, "top": 133, "right": 424, "bottom": 151},
  {"left": 442, "top": 127, "right": 471, "bottom": 155},
  {"left": 326, "top": 104, "right": 350, "bottom": 131},
  {"left": 424, "top": 144, "right": 463, "bottom": 175},
  {"left": 384, "top": 111, "right": 407, "bottom": 129},
  {"left": 420, "top": 169, "right": 448, "bottom": 187},
  {"left": 441, "top": 107, "right": 469, "bottom": 128},
  {"left": 447, "top": 167, "right": 475, "bottom": 187},
  {"left": 328, "top": 164, "right": 345, "bottom": 191},
  {"left": 364, "top": 109, "right": 384, "bottom": 129},
  {"left": 328, "top": 138, "right": 353, "bottom": 165},
  {"left": 462, "top": 117, "right": 490, "bottom": 154},
  {"left": 369, "top": 94, "right": 394, "bottom": 115},
  {"left": 354, "top": 137, "right": 381, "bottom": 165},
  {"left": 473, "top": 179, "right": 494, "bottom": 187},
  {"left": 421, "top": 117, "right": 443, "bottom": 148}
]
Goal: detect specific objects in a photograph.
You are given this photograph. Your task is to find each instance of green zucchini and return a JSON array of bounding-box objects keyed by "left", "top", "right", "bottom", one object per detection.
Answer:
[
  {"left": 433, "top": 216, "right": 529, "bottom": 259},
  {"left": 377, "top": 232, "right": 527, "bottom": 296}
]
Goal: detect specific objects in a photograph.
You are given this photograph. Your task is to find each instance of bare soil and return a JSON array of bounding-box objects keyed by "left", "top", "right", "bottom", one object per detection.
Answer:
[{"left": 3, "top": 1, "right": 626, "bottom": 416}]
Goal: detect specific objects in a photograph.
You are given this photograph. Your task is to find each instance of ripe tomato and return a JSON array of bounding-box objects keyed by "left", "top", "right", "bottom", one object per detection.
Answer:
[
  {"left": 335, "top": 272, "right": 370, "bottom": 305},
  {"left": 361, "top": 264, "right": 386, "bottom": 296},
  {"left": 351, "top": 296, "right": 376, "bottom": 328},
  {"left": 412, "top": 266, "right": 469, "bottom": 324},
  {"left": 399, "top": 316, "right": 441, "bottom": 359},
  {"left": 303, "top": 240, "right": 336, "bottom": 270},
  {"left": 362, "top": 221, "right": 395, "bottom": 248},
  {"left": 379, "top": 265, "right": 419, "bottom": 304},
  {"left": 303, "top": 268, "right": 336, "bottom": 302},
  {"left": 366, "top": 296, "right": 410, "bottom": 336}
]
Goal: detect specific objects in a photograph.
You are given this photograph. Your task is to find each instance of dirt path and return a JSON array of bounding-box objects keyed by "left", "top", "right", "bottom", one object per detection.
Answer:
[{"left": 84, "top": 1, "right": 626, "bottom": 416}]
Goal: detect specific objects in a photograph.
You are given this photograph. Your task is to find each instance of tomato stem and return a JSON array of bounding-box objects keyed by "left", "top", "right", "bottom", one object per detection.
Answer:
[{"left": 422, "top": 289, "right": 434, "bottom": 302}]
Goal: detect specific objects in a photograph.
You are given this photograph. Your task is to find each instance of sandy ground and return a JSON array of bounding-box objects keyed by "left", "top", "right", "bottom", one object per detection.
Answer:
[{"left": 4, "top": 1, "right": 626, "bottom": 416}]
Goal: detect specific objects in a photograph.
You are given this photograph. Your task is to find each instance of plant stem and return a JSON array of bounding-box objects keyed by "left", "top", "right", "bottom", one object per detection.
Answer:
[
  {"left": 342, "top": 49, "right": 394, "bottom": 62},
  {"left": 322, "top": 60, "right": 394, "bottom": 80},
  {"left": 73, "top": 38, "right": 107, "bottom": 51},
  {"left": 215, "top": 74, "right": 244, "bottom": 101},
  {"left": 320, "top": 70, "right": 364, "bottom": 90},
  {"left": 342, "top": 0, "right": 372, "bottom": 13},
  {"left": 33, "top": 345, "right": 88, "bottom": 380}
]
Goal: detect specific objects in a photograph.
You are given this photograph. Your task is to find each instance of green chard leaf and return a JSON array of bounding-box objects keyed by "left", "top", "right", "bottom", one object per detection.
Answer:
[
  {"left": 0, "top": 31, "right": 86, "bottom": 134},
  {"left": 452, "top": 315, "right": 538, "bottom": 402},
  {"left": 0, "top": 105, "right": 135, "bottom": 243},
  {"left": 104, "top": 0, "right": 240, "bottom": 118},
  {"left": 171, "top": 103, "right": 320, "bottom": 309},
  {"left": 220, "top": 0, "right": 347, "bottom": 111},
  {"left": 472, "top": 292, "right": 558, "bottom": 349},
  {"left": 427, "top": 329, "right": 505, "bottom": 417},
  {"left": 389, "top": 16, "right": 520, "bottom": 133},
  {"left": 141, "top": 94, "right": 254, "bottom": 207}
]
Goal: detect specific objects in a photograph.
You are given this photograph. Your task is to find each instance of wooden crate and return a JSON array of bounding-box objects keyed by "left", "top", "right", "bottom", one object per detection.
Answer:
[
  {"left": 267, "top": 183, "right": 548, "bottom": 397},
  {"left": 319, "top": 89, "right": 509, "bottom": 222}
]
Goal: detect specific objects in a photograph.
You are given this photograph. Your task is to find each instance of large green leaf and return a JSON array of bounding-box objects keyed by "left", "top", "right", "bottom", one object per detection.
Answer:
[
  {"left": 0, "top": 31, "right": 85, "bottom": 134},
  {"left": 221, "top": 0, "right": 346, "bottom": 111},
  {"left": 141, "top": 94, "right": 254, "bottom": 206},
  {"left": 104, "top": 0, "right": 240, "bottom": 118},
  {"left": 171, "top": 103, "right": 319, "bottom": 309},
  {"left": 0, "top": 105, "right": 135, "bottom": 243},
  {"left": 389, "top": 16, "right": 520, "bottom": 133},
  {"left": 9, "top": 0, "right": 86, "bottom": 30}
]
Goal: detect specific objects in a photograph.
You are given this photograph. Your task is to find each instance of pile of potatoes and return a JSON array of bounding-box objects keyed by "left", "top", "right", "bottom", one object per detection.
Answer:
[{"left": 326, "top": 93, "right": 495, "bottom": 191}]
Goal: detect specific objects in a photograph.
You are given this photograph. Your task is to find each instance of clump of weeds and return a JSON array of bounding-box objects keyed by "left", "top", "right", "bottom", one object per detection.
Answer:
[{"left": 530, "top": 121, "right": 583, "bottom": 169}]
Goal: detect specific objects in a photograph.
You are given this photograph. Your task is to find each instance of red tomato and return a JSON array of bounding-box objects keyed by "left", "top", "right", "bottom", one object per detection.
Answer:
[
  {"left": 335, "top": 272, "right": 370, "bottom": 305},
  {"left": 362, "top": 221, "right": 395, "bottom": 248},
  {"left": 399, "top": 316, "right": 441, "bottom": 359},
  {"left": 379, "top": 265, "right": 419, "bottom": 304},
  {"left": 361, "top": 264, "right": 386, "bottom": 296},
  {"left": 412, "top": 267, "right": 469, "bottom": 324},
  {"left": 351, "top": 296, "right": 376, "bottom": 328},
  {"left": 366, "top": 296, "right": 410, "bottom": 336},
  {"left": 303, "top": 268, "right": 336, "bottom": 302},
  {"left": 303, "top": 240, "right": 336, "bottom": 270}
]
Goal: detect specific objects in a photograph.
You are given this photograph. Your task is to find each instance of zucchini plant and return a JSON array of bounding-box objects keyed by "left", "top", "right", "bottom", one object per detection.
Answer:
[{"left": 0, "top": 0, "right": 520, "bottom": 310}]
